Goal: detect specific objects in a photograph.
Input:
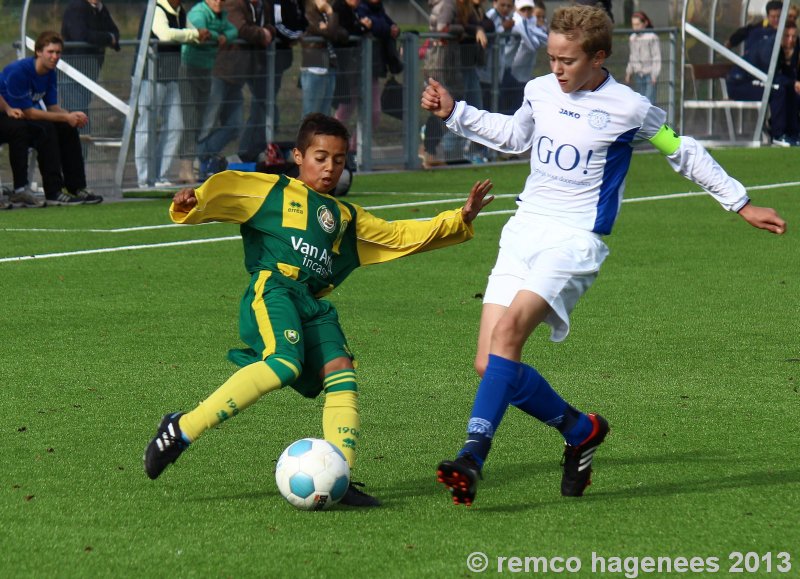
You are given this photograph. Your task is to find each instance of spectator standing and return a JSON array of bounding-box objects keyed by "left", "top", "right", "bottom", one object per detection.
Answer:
[
  {"left": 331, "top": 0, "right": 367, "bottom": 146},
  {"left": 625, "top": 10, "right": 660, "bottom": 103},
  {"left": 135, "top": 0, "right": 208, "bottom": 187},
  {"left": 420, "top": 0, "right": 458, "bottom": 168},
  {"left": 351, "top": 0, "right": 402, "bottom": 137},
  {"left": 60, "top": 0, "right": 120, "bottom": 128},
  {"left": 301, "top": 0, "right": 348, "bottom": 116},
  {"left": 0, "top": 31, "right": 102, "bottom": 205},
  {"left": 270, "top": 0, "right": 308, "bottom": 135},
  {"left": 503, "top": 0, "right": 548, "bottom": 112},
  {"left": 198, "top": 0, "right": 275, "bottom": 168},
  {"left": 183, "top": 0, "right": 238, "bottom": 179},
  {"left": 479, "top": 0, "right": 515, "bottom": 112}
]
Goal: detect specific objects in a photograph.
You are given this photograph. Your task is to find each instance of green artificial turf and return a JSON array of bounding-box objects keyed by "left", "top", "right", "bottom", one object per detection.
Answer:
[{"left": 0, "top": 148, "right": 797, "bottom": 578}]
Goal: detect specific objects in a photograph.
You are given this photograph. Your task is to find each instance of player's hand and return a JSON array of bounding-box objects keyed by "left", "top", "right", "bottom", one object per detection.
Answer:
[
  {"left": 172, "top": 188, "right": 198, "bottom": 212},
  {"left": 421, "top": 78, "right": 455, "bottom": 119},
  {"left": 461, "top": 179, "right": 494, "bottom": 224},
  {"left": 738, "top": 203, "right": 786, "bottom": 234},
  {"left": 8, "top": 107, "right": 23, "bottom": 119}
]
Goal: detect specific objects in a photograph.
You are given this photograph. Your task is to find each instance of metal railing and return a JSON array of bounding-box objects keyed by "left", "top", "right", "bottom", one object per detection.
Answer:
[{"left": 4, "top": 27, "right": 678, "bottom": 195}]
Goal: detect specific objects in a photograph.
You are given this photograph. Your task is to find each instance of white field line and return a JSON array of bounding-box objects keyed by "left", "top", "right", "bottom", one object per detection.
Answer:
[
  {"left": 0, "top": 236, "right": 239, "bottom": 263},
  {"left": 1, "top": 182, "right": 795, "bottom": 264}
]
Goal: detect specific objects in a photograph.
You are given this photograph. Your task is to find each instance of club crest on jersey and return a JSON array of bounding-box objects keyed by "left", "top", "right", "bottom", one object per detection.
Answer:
[
  {"left": 587, "top": 109, "right": 611, "bottom": 130},
  {"left": 284, "top": 329, "right": 300, "bottom": 344},
  {"left": 317, "top": 206, "right": 336, "bottom": 233}
]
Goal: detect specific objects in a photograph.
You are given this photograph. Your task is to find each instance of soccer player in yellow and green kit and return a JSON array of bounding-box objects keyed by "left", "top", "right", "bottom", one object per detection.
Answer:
[{"left": 143, "top": 113, "right": 494, "bottom": 506}]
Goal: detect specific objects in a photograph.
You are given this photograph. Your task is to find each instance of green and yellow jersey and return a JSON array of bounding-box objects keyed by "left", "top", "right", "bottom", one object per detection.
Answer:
[{"left": 170, "top": 171, "right": 475, "bottom": 296}]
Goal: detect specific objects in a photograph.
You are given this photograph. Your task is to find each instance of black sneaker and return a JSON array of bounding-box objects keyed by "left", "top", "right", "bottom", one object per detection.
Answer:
[
  {"left": 339, "top": 481, "right": 381, "bottom": 507},
  {"left": 46, "top": 191, "right": 84, "bottom": 206},
  {"left": 143, "top": 412, "right": 189, "bottom": 480},
  {"left": 74, "top": 189, "right": 103, "bottom": 204},
  {"left": 437, "top": 454, "right": 481, "bottom": 506},
  {"left": 561, "top": 413, "right": 610, "bottom": 497}
]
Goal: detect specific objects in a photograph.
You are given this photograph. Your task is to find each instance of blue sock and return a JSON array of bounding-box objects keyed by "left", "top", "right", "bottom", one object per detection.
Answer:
[
  {"left": 458, "top": 354, "right": 523, "bottom": 467},
  {"left": 510, "top": 364, "right": 593, "bottom": 446}
]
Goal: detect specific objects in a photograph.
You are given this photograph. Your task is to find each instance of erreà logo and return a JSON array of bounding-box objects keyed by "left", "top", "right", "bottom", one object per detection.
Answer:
[
  {"left": 284, "top": 329, "right": 300, "bottom": 344},
  {"left": 288, "top": 200, "right": 303, "bottom": 214},
  {"left": 317, "top": 206, "right": 336, "bottom": 233}
]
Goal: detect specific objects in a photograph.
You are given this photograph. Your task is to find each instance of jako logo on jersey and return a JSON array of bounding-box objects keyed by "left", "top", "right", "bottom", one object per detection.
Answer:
[
  {"left": 588, "top": 109, "right": 611, "bottom": 130},
  {"left": 559, "top": 108, "right": 581, "bottom": 119},
  {"left": 317, "top": 206, "right": 336, "bottom": 233},
  {"left": 284, "top": 329, "right": 300, "bottom": 344},
  {"left": 288, "top": 200, "right": 303, "bottom": 214}
]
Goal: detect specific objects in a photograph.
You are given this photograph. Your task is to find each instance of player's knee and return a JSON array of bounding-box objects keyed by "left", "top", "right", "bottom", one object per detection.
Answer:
[
  {"left": 320, "top": 356, "right": 354, "bottom": 376},
  {"left": 491, "top": 317, "right": 528, "bottom": 351}
]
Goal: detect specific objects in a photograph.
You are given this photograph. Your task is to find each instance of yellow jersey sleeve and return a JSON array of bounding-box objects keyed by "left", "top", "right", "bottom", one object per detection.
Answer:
[
  {"left": 350, "top": 204, "right": 474, "bottom": 266},
  {"left": 169, "top": 171, "right": 282, "bottom": 225}
]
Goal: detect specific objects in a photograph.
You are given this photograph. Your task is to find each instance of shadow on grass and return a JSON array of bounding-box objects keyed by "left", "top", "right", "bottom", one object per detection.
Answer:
[{"left": 374, "top": 449, "right": 800, "bottom": 511}]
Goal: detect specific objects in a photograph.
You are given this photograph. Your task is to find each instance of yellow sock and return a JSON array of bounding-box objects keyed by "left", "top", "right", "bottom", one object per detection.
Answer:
[
  {"left": 179, "top": 358, "right": 298, "bottom": 441},
  {"left": 322, "top": 370, "right": 360, "bottom": 468}
]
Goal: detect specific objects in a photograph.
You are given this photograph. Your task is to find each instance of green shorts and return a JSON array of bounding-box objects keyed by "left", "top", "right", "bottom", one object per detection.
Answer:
[{"left": 228, "top": 271, "right": 353, "bottom": 398}]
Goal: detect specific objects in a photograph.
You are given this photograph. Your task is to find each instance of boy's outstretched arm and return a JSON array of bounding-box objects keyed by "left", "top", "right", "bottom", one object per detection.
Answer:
[
  {"left": 648, "top": 124, "right": 787, "bottom": 235},
  {"left": 462, "top": 179, "right": 495, "bottom": 224},
  {"left": 421, "top": 77, "right": 455, "bottom": 119}
]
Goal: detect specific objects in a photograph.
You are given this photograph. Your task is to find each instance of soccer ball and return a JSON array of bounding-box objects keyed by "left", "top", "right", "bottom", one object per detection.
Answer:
[{"left": 275, "top": 438, "right": 350, "bottom": 510}]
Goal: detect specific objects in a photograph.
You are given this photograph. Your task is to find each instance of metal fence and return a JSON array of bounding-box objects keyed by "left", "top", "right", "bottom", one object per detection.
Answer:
[{"left": 1, "top": 27, "right": 677, "bottom": 196}]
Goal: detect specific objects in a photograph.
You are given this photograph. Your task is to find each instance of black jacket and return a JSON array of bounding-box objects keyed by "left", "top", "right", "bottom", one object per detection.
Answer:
[{"left": 61, "top": 0, "right": 120, "bottom": 58}]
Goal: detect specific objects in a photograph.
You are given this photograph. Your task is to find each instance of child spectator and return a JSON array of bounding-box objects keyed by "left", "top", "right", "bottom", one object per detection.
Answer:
[{"left": 625, "top": 10, "right": 660, "bottom": 103}]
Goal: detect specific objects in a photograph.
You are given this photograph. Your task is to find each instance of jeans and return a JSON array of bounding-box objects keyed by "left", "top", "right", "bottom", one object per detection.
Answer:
[
  {"left": 301, "top": 69, "right": 336, "bottom": 117},
  {"left": 238, "top": 75, "right": 268, "bottom": 161},
  {"left": 197, "top": 77, "right": 244, "bottom": 160},
  {"left": 135, "top": 79, "right": 183, "bottom": 185},
  {"left": 334, "top": 77, "right": 381, "bottom": 150},
  {"left": 632, "top": 73, "right": 656, "bottom": 103}
]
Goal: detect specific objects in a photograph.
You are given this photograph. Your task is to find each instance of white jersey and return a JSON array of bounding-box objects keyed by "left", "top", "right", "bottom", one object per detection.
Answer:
[{"left": 446, "top": 71, "right": 749, "bottom": 235}]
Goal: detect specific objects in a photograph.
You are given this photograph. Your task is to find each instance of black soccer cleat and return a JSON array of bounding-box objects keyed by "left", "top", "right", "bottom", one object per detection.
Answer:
[
  {"left": 561, "top": 413, "right": 610, "bottom": 497},
  {"left": 143, "top": 412, "right": 189, "bottom": 480},
  {"left": 339, "top": 481, "right": 381, "bottom": 507},
  {"left": 437, "top": 454, "right": 482, "bottom": 506}
]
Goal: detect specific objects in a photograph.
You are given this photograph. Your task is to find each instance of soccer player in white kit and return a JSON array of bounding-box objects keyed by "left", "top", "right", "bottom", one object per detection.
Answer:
[{"left": 421, "top": 5, "right": 787, "bottom": 506}]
